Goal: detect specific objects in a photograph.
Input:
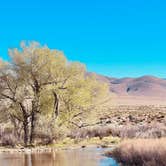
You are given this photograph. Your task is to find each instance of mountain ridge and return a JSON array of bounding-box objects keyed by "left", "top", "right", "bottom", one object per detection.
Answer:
[{"left": 91, "top": 73, "right": 166, "bottom": 105}]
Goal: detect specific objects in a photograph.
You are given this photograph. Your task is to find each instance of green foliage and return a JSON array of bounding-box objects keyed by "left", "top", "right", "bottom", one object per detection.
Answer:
[{"left": 0, "top": 41, "right": 110, "bottom": 145}]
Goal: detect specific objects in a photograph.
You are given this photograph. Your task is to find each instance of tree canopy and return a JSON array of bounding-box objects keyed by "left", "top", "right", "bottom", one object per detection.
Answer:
[{"left": 0, "top": 41, "right": 109, "bottom": 146}]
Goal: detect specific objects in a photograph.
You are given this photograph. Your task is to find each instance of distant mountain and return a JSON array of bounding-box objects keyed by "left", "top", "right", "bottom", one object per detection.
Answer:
[{"left": 90, "top": 73, "right": 166, "bottom": 105}]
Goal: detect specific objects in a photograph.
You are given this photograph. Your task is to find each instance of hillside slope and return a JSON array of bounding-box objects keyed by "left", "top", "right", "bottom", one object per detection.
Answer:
[{"left": 93, "top": 73, "right": 166, "bottom": 105}]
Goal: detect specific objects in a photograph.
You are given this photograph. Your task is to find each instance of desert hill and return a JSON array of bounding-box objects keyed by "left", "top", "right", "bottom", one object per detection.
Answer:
[{"left": 91, "top": 73, "right": 166, "bottom": 105}]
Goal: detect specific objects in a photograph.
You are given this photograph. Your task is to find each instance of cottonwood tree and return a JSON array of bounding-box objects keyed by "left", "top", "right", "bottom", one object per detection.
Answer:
[
  {"left": 0, "top": 41, "right": 109, "bottom": 146},
  {"left": 57, "top": 75, "right": 109, "bottom": 128}
]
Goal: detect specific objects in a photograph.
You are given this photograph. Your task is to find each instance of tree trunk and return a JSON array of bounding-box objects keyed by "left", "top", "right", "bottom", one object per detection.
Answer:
[
  {"left": 30, "top": 78, "right": 41, "bottom": 145},
  {"left": 23, "top": 120, "right": 29, "bottom": 146},
  {"left": 52, "top": 91, "right": 59, "bottom": 119},
  {"left": 20, "top": 103, "right": 29, "bottom": 146},
  {"left": 30, "top": 92, "right": 40, "bottom": 145},
  {"left": 30, "top": 111, "right": 36, "bottom": 145}
]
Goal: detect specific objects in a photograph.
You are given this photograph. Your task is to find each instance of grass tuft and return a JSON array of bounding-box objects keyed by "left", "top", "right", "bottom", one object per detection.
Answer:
[{"left": 106, "top": 138, "right": 166, "bottom": 166}]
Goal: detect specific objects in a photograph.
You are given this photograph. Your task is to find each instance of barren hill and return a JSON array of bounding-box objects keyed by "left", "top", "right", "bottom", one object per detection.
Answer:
[{"left": 93, "top": 73, "right": 166, "bottom": 105}]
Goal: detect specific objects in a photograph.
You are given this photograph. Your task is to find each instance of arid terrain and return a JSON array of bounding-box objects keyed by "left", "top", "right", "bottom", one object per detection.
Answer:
[
  {"left": 70, "top": 105, "right": 166, "bottom": 140},
  {"left": 94, "top": 74, "right": 166, "bottom": 105}
]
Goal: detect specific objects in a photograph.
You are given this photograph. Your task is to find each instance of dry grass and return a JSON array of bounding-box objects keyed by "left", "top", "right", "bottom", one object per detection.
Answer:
[
  {"left": 69, "top": 122, "right": 166, "bottom": 140},
  {"left": 107, "top": 138, "right": 166, "bottom": 166},
  {"left": 111, "top": 123, "right": 166, "bottom": 138},
  {"left": 69, "top": 126, "right": 113, "bottom": 139}
]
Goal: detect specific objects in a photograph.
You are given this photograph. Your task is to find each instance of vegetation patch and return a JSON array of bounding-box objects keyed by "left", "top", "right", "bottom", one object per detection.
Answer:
[{"left": 106, "top": 138, "right": 166, "bottom": 166}]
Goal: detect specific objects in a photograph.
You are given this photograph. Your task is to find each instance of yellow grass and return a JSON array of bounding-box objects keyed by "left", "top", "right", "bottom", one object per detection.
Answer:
[{"left": 107, "top": 138, "right": 166, "bottom": 166}]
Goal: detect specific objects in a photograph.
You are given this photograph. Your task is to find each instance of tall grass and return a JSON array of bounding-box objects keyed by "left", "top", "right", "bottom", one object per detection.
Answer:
[{"left": 107, "top": 138, "right": 166, "bottom": 166}]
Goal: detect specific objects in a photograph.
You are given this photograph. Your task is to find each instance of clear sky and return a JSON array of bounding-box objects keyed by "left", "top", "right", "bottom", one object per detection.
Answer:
[{"left": 0, "top": 0, "right": 166, "bottom": 78}]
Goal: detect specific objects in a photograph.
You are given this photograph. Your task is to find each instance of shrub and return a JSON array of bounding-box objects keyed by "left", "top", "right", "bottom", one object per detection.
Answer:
[
  {"left": 0, "top": 124, "right": 17, "bottom": 147},
  {"left": 69, "top": 123, "right": 166, "bottom": 140}
]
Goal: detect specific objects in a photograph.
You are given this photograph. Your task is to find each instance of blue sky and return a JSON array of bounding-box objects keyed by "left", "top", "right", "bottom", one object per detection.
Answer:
[{"left": 0, "top": 0, "right": 166, "bottom": 77}]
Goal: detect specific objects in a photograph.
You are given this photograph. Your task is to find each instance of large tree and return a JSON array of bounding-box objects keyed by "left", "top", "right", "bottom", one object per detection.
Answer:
[{"left": 0, "top": 41, "right": 109, "bottom": 146}]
